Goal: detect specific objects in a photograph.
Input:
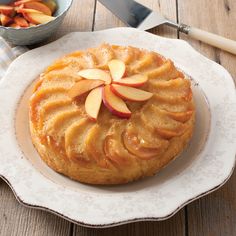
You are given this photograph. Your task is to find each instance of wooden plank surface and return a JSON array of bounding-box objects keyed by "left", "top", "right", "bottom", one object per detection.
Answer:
[
  {"left": 0, "top": 180, "right": 71, "bottom": 236},
  {"left": 178, "top": 0, "right": 236, "bottom": 235}
]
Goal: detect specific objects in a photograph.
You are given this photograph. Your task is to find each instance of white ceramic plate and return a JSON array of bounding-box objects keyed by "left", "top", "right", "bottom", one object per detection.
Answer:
[{"left": 0, "top": 28, "right": 235, "bottom": 228}]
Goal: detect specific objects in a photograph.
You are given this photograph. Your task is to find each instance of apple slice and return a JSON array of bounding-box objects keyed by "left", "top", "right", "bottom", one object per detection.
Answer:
[
  {"left": 22, "top": 12, "right": 55, "bottom": 24},
  {"left": 111, "top": 84, "right": 153, "bottom": 102},
  {"left": 0, "top": 5, "right": 14, "bottom": 16},
  {"left": 29, "top": 23, "right": 36, "bottom": 27},
  {"left": 68, "top": 80, "right": 104, "bottom": 99},
  {"left": 8, "top": 22, "right": 20, "bottom": 28},
  {"left": 14, "top": 16, "right": 29, "bottom": 27},
  {"left": 78, "top": 69, "right": 112, "bottom": 85},
  {"left": 43, "top": 0, "right": 57, "bottom": 14},
  {"left": 85, "top": 87, "right": 103, "bottom": 121},
  {"left": 14, "top": 0, "right": 42, "bottom": 6},
  {"left": 108, "top": 59, "right": 126, "bottom": 81},
  {"left": 0, "top": 14, "right": 13, "bottom": 26},
  {"left": 24, "top": 1, "right": 52, "bottom": 15},
  {"left": 14, "top": 4, "right": 24, "bottom": 12},
  {"left": 17, "top": 8, "right": 43, "bottom": 14},
  {"left": 113, "top": 74, "right": 148, "bottom": 87},
  {"left": 102, "top": 85, "right": 131, "bottom": 118}
]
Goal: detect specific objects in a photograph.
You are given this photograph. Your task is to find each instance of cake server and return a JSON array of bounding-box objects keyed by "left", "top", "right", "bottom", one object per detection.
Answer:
[{"left": 98, "top": 0, "right": 236, "bottom": 55}]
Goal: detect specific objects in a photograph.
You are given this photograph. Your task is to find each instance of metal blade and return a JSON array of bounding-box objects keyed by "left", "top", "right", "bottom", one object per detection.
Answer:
[{"left": 98, "top": 0, "right": 168, "bottom": 30}]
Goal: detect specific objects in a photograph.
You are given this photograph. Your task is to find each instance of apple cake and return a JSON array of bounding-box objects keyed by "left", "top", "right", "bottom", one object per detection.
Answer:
[{"left": 29, "top": 44, "right": 195, "bottom": 185}]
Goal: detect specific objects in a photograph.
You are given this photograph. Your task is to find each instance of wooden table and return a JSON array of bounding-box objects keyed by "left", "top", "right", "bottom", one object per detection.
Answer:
[{"left": 1, "top": 0, "right": 235, "bottom": 235}]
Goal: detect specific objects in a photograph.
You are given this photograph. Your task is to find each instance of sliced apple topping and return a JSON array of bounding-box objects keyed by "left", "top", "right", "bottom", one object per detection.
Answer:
[
  {"left": 68, "top": 80, "right": 104, "bottom": 99},
  {"left": 113, "top": 74, "right": 148, "bottom": 87},
  {"left": 68, "top": 59, "right": 152, "bottom": 120},
  {"left": 102, "top": 85, "right": 131, "bottom": 118},
  {"left": 85, "top": 87, "right": 103, "bottom": 121},
  {"left": 24, "top": 1, "right": 52, "bottom": 16},
  {"left": 111, "top": 84, "right": 153, "bottom": 102},
  {"left": 78, "top": 69, "right": 112, "bottom": 85},
  {"left": 108, "top": 59, "right": 126, "bottom": 81}
]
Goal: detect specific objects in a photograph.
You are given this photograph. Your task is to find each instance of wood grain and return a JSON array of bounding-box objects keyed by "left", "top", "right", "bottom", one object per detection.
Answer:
[
  {"left": 178, "top": 0, "right": 236, "bottom": 235},
  {"left": 186, "top": 173, "right": 236, "bottom": 236},
  {"left": 0, "top": 180, "right": 71, "bottom": 236}
]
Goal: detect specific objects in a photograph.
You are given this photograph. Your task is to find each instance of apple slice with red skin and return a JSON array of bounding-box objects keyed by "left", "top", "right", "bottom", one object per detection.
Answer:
[
  {"left": 8, "top": 2, "right": 15, "bottom": 7},
  {"left": 113, "top": 74, "right": 148, "bottom": 88},
  {"left": 43, "top": 0, "right": 57, "bottom": 14},
  {"left": 8, "top": 22, "right": 20, "bottom": 28},
  {"left": 22, "top": 11, "right": 55, "bottom": 24},
  {"left": 111, "top": 84, "right": 153, "bottom": 102},
  {"left": 78, "top": 69, "right": 112, "bottom": 85},
  {"left": 102, "top": 85, "right": 131, "bottom": 118},
  {"left": 68, "top": 80, "right": 104, "bottom": 99},
  {"left": 0, "top": 6, "right": 14, "bottom": 16},
  {"left": 108, "top": 59, "right": 126, "bottom": 81},
  {"left": 0, "top": 14, "right": 13, "bottom": 26},
  {"left": 85, "top": 87, "right": 103, "bottom": 121},
  {"left": 24, "top": 1, "right": 52, "bottom": 15},
  {"left": 14, "top": 0, "right": 42, "bottom": 6},
  {"left": 14, "top": 16, "right": 28, "bottom": 27}
]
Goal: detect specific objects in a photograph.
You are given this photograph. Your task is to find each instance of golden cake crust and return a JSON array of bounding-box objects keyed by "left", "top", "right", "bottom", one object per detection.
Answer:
[{"left": 29, "top": 44, "right": 195, "bottom": 185}]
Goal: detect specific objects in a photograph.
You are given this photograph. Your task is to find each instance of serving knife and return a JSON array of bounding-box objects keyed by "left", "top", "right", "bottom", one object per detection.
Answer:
[{"left": 98, "top": 0, "right": 236, "bottom": 55}]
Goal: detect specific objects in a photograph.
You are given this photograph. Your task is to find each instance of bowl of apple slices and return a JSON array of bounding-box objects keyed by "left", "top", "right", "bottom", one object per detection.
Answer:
[{"left": 0, "top": 0, "right": 73, "bottom": 45}]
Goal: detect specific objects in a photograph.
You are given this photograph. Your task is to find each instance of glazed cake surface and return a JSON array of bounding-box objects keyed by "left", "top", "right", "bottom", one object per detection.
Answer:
[{"left": 29, "top": 44, "right": 195, "bottom": 185}]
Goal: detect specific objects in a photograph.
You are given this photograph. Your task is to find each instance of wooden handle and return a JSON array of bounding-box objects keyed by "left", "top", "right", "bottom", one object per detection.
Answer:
[{"left": 188, "top": 27, "right": 236, "bottom": 55}]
